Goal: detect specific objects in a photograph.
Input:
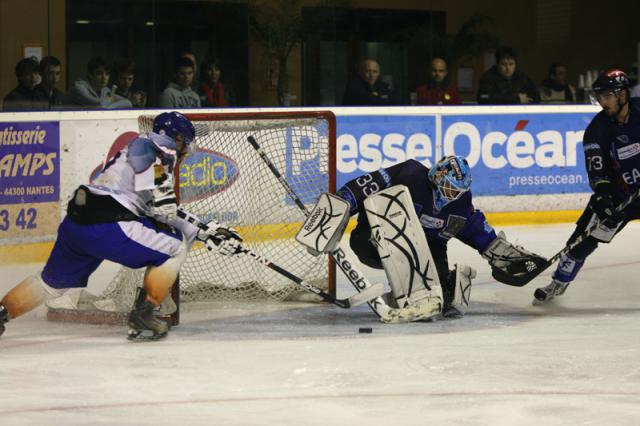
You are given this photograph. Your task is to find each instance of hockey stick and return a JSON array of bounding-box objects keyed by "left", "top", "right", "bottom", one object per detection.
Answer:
[
  {"left": 492, "top": 186, "right": 640, "bottom": 286},
  {"left": 176, "top": 209, "right": 383, "bottom": 308},
  {"left": 247, "top": 136, "right": 441, "bottom": 322}
]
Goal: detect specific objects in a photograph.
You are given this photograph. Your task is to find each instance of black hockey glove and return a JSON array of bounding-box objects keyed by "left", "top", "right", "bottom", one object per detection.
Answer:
[{"left": 590, "top": 184, "right": 623, "bottom": 226}]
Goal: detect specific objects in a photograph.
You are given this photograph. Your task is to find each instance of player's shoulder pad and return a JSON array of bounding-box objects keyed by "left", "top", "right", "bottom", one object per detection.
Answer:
[
  {"left": 404, "top": 158, "right": 426, "bottom": 170},
  {"left": 390, "top": 158, "right": 426, "bottom": 178},
  {"left": 127, "top": 136, "right": 157, "bottom": 174}
]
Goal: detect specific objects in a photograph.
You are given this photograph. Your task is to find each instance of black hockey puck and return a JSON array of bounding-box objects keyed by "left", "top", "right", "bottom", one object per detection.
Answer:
[{"left": 359, "top": 327, "right": 373, "bottom": 334}]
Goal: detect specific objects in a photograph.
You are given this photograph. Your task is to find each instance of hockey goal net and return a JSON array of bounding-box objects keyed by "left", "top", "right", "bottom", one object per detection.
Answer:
[{"left": 46, "top": 111, "right": 336, "bottom": 324}]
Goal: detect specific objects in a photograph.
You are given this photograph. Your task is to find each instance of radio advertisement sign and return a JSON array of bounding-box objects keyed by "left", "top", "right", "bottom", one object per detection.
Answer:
[
  {"left": 336, "top": 112, "right": 595, "bottom": 196},
  {"left": 0, "top": 121, "right": 60, "bottom": 240}
]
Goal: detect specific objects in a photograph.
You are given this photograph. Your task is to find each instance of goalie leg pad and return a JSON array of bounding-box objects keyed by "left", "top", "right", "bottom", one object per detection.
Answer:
[
  {"left": 376, "top": 296, "right": 442, "bottom": 323},
  {"left": 364, "top": 185, "right": 442, "bottom": 311},
  {"left": 442, "top": 264, "right": 476, "bottom": 318},
  {"left": 296, "top": 193, "right": 350, "bottom": 255}
]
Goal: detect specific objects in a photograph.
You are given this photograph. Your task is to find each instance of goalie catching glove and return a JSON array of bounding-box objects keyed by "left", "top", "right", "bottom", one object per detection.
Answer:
[
  {"left": 196, "top": 220, "right": 242, "bottom": 256},
  {"left": 482, "top": 231, "right": 547, "bottom": 286}
]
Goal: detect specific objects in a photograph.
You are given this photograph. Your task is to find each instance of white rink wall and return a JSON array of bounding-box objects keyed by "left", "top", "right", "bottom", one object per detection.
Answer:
[{"left": 0, "top": 105, "right": 599, "bottom": 248}]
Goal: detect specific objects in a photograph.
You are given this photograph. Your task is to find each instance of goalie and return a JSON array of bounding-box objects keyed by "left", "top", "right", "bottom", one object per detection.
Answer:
[
  {"left": 333, "top": 155, "right": 545, "bottom": 318},
  {"left": 0, "top": 112, "right": 240, "bottom": 341}
]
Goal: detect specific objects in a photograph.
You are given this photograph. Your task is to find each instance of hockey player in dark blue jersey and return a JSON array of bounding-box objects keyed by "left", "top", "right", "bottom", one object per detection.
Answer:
[
  {"left": 534, "top": 69, "right": 640, "bottom": 304},
  {"left": 337, "top": 155, "right": 545, "bottom": 316}
]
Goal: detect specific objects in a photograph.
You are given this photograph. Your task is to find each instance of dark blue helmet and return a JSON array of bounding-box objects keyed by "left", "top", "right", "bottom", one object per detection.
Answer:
[
  {"left": 428, "top": 155, "right": 472, "bottom": 203},
  {"left": 592, "top": 69, "right": 629, "bottom": 93},
  {"left": 152, "top": 111, "right": 196, "bottom": 148}
]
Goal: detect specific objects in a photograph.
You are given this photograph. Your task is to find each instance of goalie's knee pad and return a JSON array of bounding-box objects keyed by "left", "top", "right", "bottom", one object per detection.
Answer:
[
  {"left": 364, "top": 185, "right": 442, "bottom": 310},
  {"left": 442, "top": 264, "right": 475, "bottom": 318}
]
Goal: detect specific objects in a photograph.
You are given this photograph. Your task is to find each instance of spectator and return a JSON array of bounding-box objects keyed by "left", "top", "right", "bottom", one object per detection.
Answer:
[
  {"left": 415, "top": 57, "right": 462, "bottom": 105},
  {"left": 68, "top": 56, "right": 132, "bottom": 109},
  {"left": 182, "top": 52, "right": 197, "bottom": 76},
  {"left": 477, "top": 46, "right": 540, "bottom": 105},
  {"left": 342, "top": 58, "right": 400, "bottom": 106},
  {"left": 35, "top": 56, "right": 68, "bottom": 110},
  {"left": 112, "top": 58, "right": 147, "bottom": 108},
  {"left": 539, "top": 62, "right": 576, "bottom": 104},
  {"left": 198, "top": 57, "right": 235, "bottom": 107},
  {"left": 158, "top": 56, "right": 201, "bottom": 108},
  {"left": 2, "top": 57, "right": 47, "bottom": 111}
]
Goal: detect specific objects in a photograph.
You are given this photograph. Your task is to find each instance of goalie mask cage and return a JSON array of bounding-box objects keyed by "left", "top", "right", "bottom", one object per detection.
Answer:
[{"left": 46, "top": 110, "right": 336, "bottom": 325}]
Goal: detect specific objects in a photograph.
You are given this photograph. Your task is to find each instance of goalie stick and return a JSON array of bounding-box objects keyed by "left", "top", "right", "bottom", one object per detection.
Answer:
[
  {"left": 247, "top": 136, "right": 441, "bottom": 322},
  {"left": 175, "top": 209, "right": 383, "bottom": 308},
  {"left": 493, "top": 186, "right": 640, "bottom": 286}
]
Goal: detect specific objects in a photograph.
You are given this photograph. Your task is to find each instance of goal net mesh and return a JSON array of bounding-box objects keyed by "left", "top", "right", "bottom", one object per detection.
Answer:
[{"left": 46, "top": 111, "right": 335, "bottom": 322}]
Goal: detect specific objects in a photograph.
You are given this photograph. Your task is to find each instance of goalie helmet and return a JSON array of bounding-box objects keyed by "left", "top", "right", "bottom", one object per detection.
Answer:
[
  {"left": 428, "top": 155, "right": 472, "bottom": 205},
  {"left": 152, "top": 111, "right": 196, "bottom": 155}
]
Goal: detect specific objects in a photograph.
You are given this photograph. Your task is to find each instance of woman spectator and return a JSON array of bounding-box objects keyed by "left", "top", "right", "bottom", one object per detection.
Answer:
[{"left": 198, "top": 57, "right": 235, "bottom": 107}]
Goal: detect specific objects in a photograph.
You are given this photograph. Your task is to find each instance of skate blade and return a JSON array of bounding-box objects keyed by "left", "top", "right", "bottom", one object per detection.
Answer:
[{"left": 127, "top": 328, "right": 168, "bottom": 341}]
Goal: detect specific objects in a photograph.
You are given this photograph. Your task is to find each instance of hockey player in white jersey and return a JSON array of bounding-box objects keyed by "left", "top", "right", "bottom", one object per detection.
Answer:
[{"left": 0, "top": 111, "right": 241, "bottom": 340}]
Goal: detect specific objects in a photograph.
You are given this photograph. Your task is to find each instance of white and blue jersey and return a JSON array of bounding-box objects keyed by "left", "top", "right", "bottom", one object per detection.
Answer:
[{"left": 42, "top": 133, "right": 197, "bottom": 289}]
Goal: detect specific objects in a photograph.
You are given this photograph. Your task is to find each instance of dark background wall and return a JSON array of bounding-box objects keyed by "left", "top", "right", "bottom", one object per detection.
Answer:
[{"left": 0, "top": 0, "right": 638, "bottom": 107}]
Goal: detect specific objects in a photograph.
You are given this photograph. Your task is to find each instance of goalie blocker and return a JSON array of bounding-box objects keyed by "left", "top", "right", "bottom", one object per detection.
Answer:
[{"left": 295, "top": 193, "right": 351, "bottom": 255}]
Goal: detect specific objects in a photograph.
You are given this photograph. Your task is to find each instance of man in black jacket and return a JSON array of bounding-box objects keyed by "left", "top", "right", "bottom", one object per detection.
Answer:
[
  {"left": 342, "top": 58, "right": 400, "bottom": 106},
  {"left": 35, "top": 56, "right": 69, "bottom": 110},
  {"left": 477, "top": 46, "right": 540, "bottom": 105},
  {"left": 2, "top": 57, "right": 47, "bottom": 111}
]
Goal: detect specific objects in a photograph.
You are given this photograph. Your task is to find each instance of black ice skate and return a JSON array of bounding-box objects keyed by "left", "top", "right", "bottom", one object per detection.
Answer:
[
  {"left": 127, "top": 288, "right": 168, "bottom": 341},
  {"left": 533, "top": 279, "right": 570, "bottom": 305},
  {"left": 0, "top": 303, "right": 8, "bottom": 337}
]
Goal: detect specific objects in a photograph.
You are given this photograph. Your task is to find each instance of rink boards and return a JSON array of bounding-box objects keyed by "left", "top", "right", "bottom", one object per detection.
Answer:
[{"left": 0, "top": 105, "right": 599, "bottom": 263}]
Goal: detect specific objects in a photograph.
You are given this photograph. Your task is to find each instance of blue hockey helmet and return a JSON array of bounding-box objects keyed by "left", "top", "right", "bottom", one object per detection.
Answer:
[
  {"left": 428, "top": 155, "right": 472, "bottom": 203},
  {"left": 152, "top": 111, "right": 196, "bottom": 155}
]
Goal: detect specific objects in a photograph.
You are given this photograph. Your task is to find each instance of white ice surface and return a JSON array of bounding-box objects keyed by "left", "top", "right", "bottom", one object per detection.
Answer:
[{"left": 1, "top": 222, "right": 640, "bottom": 425}]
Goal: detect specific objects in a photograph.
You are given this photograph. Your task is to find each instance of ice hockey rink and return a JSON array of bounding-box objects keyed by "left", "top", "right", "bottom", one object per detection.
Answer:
[{"left": 1, "top": 222, "right": 639, "bottom": 426}]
